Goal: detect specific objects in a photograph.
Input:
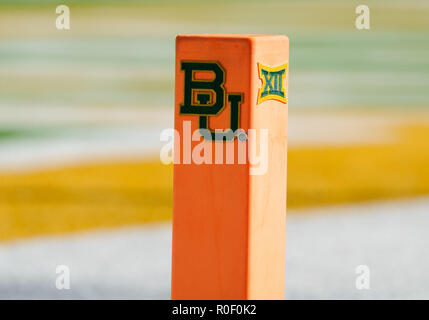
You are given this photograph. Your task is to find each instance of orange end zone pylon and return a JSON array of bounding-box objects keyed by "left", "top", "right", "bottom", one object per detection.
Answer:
[{"left": 172, "top": 34, "right": 289, "bottom": 299}]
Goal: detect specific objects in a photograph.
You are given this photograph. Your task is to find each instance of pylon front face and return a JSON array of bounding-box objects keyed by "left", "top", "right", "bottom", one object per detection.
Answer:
[{"left": 172, "top": 34, "right": 288, "bottom": 300}]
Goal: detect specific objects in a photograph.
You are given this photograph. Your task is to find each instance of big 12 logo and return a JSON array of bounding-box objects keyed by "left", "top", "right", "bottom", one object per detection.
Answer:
[{"left": 179, "top": 61, "right": 243, "bottom": 141}]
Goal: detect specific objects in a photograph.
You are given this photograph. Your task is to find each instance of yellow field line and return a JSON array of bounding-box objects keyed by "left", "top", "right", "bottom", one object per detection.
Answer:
[{"left": 1, "top": 124, "right": 428, "bottom": 242}]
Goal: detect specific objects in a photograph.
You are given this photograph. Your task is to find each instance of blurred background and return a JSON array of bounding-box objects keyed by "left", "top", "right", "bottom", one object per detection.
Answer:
[{"left": 0, "top": 0, "right": 428, "bottom": 299}]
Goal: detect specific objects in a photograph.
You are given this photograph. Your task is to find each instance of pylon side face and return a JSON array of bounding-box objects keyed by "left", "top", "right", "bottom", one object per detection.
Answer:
[{"left": 172, "top": 34, "right": 288, "bottom": 300}]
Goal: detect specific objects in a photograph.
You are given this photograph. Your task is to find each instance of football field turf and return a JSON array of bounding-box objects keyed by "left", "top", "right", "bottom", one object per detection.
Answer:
[{"left": 0, "top": 0, "right": 428, "bottom": 299}]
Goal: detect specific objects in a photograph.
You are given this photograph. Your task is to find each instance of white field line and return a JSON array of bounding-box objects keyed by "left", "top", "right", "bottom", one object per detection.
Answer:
[
  {"left": 0, "top": 109, "right": 408, "bottom": 172},
  {"left": 0, "top": 127, "right": 164, "bottom": 173}
]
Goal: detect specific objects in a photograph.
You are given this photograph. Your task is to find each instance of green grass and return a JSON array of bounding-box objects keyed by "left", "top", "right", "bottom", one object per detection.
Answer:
[
  {"left": 0, "top": 129, "right": 29, "bottom": 140},
  {"left": 0, "top": 128, "right": 61, "bottom": 140}
]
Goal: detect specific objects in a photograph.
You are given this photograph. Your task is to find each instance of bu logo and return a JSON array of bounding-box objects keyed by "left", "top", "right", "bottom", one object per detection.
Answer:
[
  {"left": 257, "top": 63, "right": 288, "bottom": 104},
  {"left": 179, "top": 61, "right": 243, "bottom": 141}
]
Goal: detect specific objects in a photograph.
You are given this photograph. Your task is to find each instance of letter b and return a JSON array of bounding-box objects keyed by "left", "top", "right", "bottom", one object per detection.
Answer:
[{"left": 180, "top": 61, "right": 225, "bottom": 115}]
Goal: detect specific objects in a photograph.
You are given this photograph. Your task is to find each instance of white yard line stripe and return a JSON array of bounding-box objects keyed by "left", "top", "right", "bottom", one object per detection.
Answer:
[{"left": 0, "top": 110, "right": 412, "bottom": 171}]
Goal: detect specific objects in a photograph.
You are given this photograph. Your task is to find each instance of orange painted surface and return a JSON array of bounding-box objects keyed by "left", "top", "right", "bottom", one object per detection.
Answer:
[{"left": 172, "top": 34, "right": 288, "bottom": 299}]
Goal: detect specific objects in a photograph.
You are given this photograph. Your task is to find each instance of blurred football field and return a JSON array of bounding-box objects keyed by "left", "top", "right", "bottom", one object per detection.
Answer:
[
  {"left": 1, "top": 113, "right": 429, "bottom": 242},
  {"left": 0, "top": 0, "right": 428, "bottom": 299}
]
